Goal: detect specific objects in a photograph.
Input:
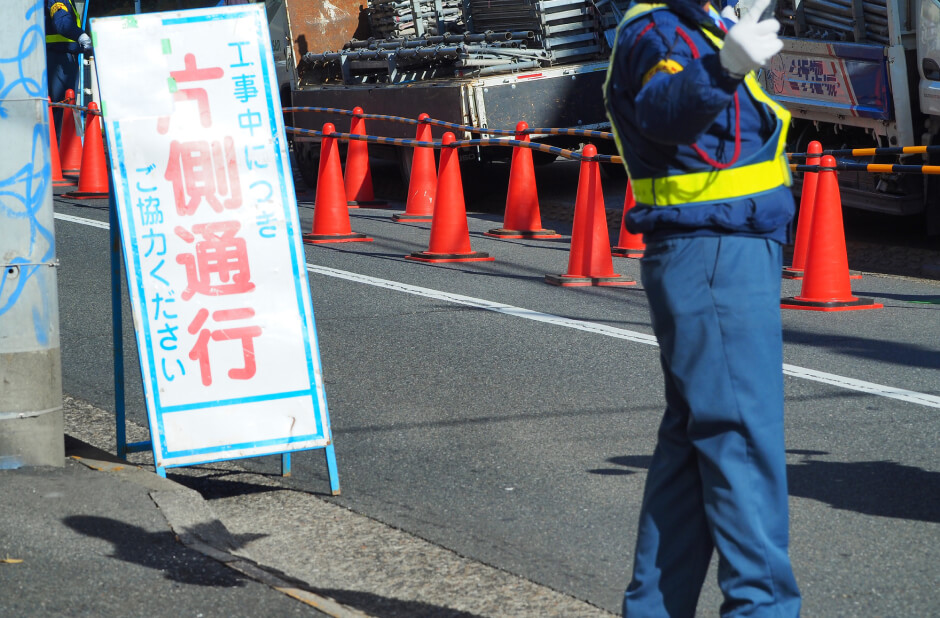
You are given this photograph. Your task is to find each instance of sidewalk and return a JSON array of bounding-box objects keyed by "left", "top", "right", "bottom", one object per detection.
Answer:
[{"left": 0, "top": 395, "right": 614, "bottom": 618}]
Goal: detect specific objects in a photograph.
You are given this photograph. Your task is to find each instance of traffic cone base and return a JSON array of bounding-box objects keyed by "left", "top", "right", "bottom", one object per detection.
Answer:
[
  {"left": 392, "top": 212, "right": 433, "bottom": 223},
  {"left": 406, "top": 251, "right": 494, "bottom": 263},
  {"left": 780, "top": 296, "right": 882, "bottom": 312},
  {"left": 484, "top": 227, "right": 562, "bottom": 240},
  {"left": 347, "top": 199, "right": 388, "bottom": 208},
  {"left": 783, "top": 267, "right": 861, "bottom": 281},
  {"left": 611, "top": 246, "right": 644, "bottom": 259},
  {"left": 61, "top": 189, "right": 109, "bottom": 199},
  {"left": 545, "top": 273, "right": 636, "bottom": 287},
  {"left": 303, "top": 232, "right": 373, "bottom": 244}
]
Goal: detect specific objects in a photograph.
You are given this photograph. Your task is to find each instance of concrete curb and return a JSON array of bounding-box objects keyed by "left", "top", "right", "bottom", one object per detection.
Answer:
[
  {"left": 68, "top": 440, "right": 368, "bottom": 618},
  {"left": 63, "top": 396, "right": 617, "bottom": 618}
]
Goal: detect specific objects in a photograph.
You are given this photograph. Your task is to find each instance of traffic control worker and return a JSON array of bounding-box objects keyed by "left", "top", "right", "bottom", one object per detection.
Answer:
[
  {"left": 46, "top": 0, "right": 92, "bottom": 132},
  {"left": 604, "top": 0, "right": 801, "bottom": 615}
]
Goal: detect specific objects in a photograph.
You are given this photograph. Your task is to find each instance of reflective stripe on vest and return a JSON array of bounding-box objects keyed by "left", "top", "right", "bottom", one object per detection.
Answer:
[
  {"left": 46, "top": 1, "right": 81, "bottom": 44},
  {"left": 607, "top": 3, "right": 792, "bottom": 207}
]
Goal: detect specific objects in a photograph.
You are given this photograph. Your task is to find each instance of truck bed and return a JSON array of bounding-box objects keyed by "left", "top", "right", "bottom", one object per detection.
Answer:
[{"left": 291, "top": 61, "right": 611, "bottom": 138}]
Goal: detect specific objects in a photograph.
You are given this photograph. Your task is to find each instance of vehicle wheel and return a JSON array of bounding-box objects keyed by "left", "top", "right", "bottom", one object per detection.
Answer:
[
  {"left": 595, "top": 140, "right": 627, "bottom": 180},
  {"left": 397, "top": 146, "right": 414, "bottom": 187},
  {"left": 530, "top": 148, "right": 558, "bottom": 166},
  {"left": 294, "top": 140, "right": 319, "bottom": 191},
  {"left": 926, "top": 147, "right": 940, "bottom": 237}
]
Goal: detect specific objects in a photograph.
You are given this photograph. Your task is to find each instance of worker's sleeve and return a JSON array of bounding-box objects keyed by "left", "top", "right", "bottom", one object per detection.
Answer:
[
  {"left": 630, "top": 22, "right": 741, "bottom": 145},
  {"left": 48, "top": 2, "right": 85, "bottom": 41}
]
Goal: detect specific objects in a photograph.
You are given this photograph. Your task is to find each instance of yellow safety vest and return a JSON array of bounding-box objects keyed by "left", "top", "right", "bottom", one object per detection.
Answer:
[
  {"left": 46, "top": 1, "right": 81, "bottom": 44},
  {"left": 605, "top": 3, "right": 792, "bottom": 207}
]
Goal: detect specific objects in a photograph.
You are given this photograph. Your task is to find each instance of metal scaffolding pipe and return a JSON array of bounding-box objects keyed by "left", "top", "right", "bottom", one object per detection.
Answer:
[{"left": 477, "top": 60, "right": 542, "bottom": 75}]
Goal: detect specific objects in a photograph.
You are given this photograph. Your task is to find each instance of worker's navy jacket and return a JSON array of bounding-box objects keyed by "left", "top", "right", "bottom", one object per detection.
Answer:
[
  {"left": 604, "top": 0, "right": 794, "bottom": 244},
  {"left": 46, "top": 0, "right": 85, "bottom": 54}
]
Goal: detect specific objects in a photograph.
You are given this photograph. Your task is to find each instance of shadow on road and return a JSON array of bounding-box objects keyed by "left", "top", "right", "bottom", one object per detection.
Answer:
[
  {"left": 309, "top": 588, "right": 486, "bottom": 618},
  {"left": 589, "top": 451, "right": 940, "bottom": 523},
  {"left": 783, "top": 328, "right": 940, "bottom": 372},
  {"left": 63, "top": 515, "right": 248, "bottom": 587}
]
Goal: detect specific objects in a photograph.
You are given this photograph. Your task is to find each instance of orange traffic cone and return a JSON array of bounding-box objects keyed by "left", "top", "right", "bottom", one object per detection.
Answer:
[
  {"left": 344, "top": 107, "right": 387, "bottom": 207},
  {"left": 546, "top": 145, "right": 635, "bottom": 287},
  {"left": 781, "top": 155, "right": 881, "bottom": 311},
  {"left": 62, "top": 102, "right": 110, "bottom": 199},
  {"left": 393, "top": 113, "right": 436, "bottom": 223},
  {"left": 59, "top": 90, "right": 83, "bottom": 178},
  {"left": 611, "top": 179, "right": 644, "bottom": 258},
  {"left": 783, "top": 142, "right": 860, "bottom": 280},
  {"left": 406, "top": 132, "right": 494, "bottom": 263},
  {"left": 303, "top": 123, "right": 373, "bottom": 244},
  {"left": 782, "top": 140, "right": 821, "bottom": 279},
  {"left": 485, "top": 122, "right": 560, "bottom": 239},
  {"left": 47, "top": 99, "right": 73, "bottom": 188}
]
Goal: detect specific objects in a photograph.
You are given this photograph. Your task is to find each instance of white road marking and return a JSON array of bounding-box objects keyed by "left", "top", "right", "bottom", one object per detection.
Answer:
[
  {"left": 54, "top": 212, "right": 940, "bottom": 409},
  {"left": 54, "top": 212, "right": 110, "bottom": 229}
]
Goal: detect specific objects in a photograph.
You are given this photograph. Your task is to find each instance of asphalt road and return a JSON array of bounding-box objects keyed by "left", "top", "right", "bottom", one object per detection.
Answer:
[{"left": 52, "top": 163, "right": 940, "bottom": 616}]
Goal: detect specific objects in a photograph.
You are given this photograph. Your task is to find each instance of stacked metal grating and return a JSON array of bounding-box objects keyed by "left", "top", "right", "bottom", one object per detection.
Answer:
[
  {"left": 777, "top": 0, "right": 910, "bottom": 45},
  {"left": 369, "top": 0, "right": 466, "bottom": 38},
  {"left": 466, "top": 0, "right": 601, "bottom": 63},
  {"left": 298, "top": 0, "right": 604, "bottom": 83},
  {"left": 300, "top": 31, "right": 544, "bottom": 84}
]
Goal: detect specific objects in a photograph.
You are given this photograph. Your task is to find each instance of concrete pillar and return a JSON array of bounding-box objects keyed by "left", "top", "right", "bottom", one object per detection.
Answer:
[{"left": 0, "top": 0, "right": 65, "bottom": 468}]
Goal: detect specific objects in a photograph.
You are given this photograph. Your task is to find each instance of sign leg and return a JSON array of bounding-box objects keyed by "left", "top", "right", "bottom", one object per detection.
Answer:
[
  {"left": 109, "top": 184, "right": 128, "bottom": 459},
  {"left": 325, "top": 444, "right": 340, "bottom": 496}
]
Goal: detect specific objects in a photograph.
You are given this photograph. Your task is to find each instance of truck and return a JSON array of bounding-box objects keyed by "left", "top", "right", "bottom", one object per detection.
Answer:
[
  {"left": 283, "top": 0, "right": 939, "bottom": 231},
  {"left": 280, "top": 0, "right": 626, "bottom": 190},
  {"left": 760, "top": 0, "right": 940, "bottom": 233}
]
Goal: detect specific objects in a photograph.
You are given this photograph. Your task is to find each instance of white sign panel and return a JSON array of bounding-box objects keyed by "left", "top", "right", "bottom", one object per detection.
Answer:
[{"left": 92, "top": 5, "right": 333, "bottom": 469}]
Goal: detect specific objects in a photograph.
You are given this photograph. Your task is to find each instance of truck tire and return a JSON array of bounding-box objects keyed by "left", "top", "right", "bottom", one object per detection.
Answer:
[
  {"left": 294, "top": 140, "right": 319, "bottom": 191},
  {"left": 530, "top": 149, "right": 559, "bottom": 166},
  {"left": 397, "top": 146, "right": 414, "bottom": 187},
  {"left": 927, "top": 145, "right": 940, "bottom": 237},
  {"left": 595, "top": 140, "right": 627, "bottom": 180}
]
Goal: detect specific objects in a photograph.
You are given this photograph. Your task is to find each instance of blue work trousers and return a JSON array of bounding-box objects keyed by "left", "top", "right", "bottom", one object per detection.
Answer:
[
  {"left": 624, "top": 236, "right": 800, "bottom": 617},
  {"left": 46, "top": 50, "right": 78, "bottom": 138}
]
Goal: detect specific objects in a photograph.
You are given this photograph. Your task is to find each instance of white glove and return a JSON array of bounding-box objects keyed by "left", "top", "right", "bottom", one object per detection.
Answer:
[
  {"left": 78, "top": 33, "right": 92, "bottom": 52},
  {"left": 720, "top": 5, "right": 738, "bottom": 23},
  {"left": 719, "top": 0, "right": 782, "bottom": 78}
]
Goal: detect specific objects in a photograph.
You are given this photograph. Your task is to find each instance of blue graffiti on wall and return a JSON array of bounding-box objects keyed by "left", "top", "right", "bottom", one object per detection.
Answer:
[{"left": 0, "top": 0, "right": 54, "bottom": 346}]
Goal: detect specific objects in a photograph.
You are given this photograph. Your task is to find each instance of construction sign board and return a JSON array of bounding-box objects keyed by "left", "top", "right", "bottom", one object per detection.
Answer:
[{"left": 91, "top": 4, "right": 337, "bottom": 484}]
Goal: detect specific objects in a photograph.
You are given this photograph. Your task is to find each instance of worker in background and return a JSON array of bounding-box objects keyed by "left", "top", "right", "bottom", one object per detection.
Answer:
[
  {"left": 604, "top": 0, "right": 801, "bottom": 615},
  {"left": 46, "top": 0, "right": 91, "bottom": 133}
]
